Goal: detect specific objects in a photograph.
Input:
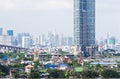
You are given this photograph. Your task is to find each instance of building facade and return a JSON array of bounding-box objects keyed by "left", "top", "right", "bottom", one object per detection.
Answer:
[
  {"left": 16, "top": 33, "right": 33, "bottom": 48},
  {"left": 0, "top": 28, "right": 3, "bottom": 36},
  {"left": 74, "top": 0, "right": 95, "bottom": 52},
  {"left": 0, "top": 35, "right": 13, "bottom": 45},
  {"left": 22, "top": 36, "right": 31, "bottom": 48},
  {"left": 7, "top": 30, "right": 14, "bottom": 36}
]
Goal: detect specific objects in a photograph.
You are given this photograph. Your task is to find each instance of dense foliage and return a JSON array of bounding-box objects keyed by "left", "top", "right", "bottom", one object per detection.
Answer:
[
  {"left": 29, "top": 70, "right": 40, "bottom": 79},
  {"left": 101, "top": 69, "right": 120, "bottom": 78},
  {"left": 47, "top": 69, "right": 65, "bottom": 78},
  {"left": 0, "top": 64, "right": 9, "bottom": 76},
  {"left": 81, "top": 70, "right": 99, "bottom": 78}
]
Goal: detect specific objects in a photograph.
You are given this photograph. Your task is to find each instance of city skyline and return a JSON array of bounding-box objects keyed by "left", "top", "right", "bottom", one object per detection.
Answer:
[{"left": 0, "top": 0, "right": 120, "bottom": 39}]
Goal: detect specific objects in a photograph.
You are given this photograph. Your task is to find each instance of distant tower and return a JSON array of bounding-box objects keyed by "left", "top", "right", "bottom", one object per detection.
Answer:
[
  {"left": 40, "top": 34, "right": 45, "bottom": 46},
  {"left": 17, "top": 33, "right": 31, "bottom": 47},
  {"left": 7, "top": 30, "right": 14, "bottom": 36},
  {"left": 22, "top": 36, "right": 31, "bottom": 48},
  {"left": 0, "top": 28, "right": 3, "bottom": 35},
  {"left": 106, "top": 32, "right": 110, "bottom": 49},
  {"left": 74, "top": 0, "right": 95, "bottom": 52}
]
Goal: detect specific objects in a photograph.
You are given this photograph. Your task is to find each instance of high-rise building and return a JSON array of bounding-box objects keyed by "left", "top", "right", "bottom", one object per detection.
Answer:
[
  {"left": 40, "top": 34, "right": 45, "bottom": 46},
  {"left": 16, "top": 33, "right": 33, "bottom": 47},
  {"left": 22, "top": 36, "right": 31, "bottom": 48},
  {"left": 0, "top": 28, "right": 3, "bottom": 35},
  {"left": 0, "top": 35, "right": 13, "bottom": 45},
  {"left": 67, "top": 37, "right": 73, "bottom": 46},
  {"left": 74, "top": 0, "right": 95, "bottom": 52},
  {"left": 7, "top": 30, "right": 14, "bottom": 36}
]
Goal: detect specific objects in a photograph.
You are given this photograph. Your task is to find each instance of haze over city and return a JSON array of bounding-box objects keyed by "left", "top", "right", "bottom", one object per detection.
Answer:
[
  {"left": 0, "top": 0, "right": 120, "bottom": 39},
  {"left": 1, "top": 0, "right": 120, "bottom": 78}
]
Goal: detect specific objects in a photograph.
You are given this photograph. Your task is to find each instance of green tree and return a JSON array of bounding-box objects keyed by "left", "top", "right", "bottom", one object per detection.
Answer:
[
  {"left": 0, "top": 70, "right": 5, "bottom": 77},
  {"left": 0, "top": 53, "right": 5, "bottom": 58},
  {"left": 29, "top": 70, "right": 40, "bottom": 79},
  {"left": 66, "top": 60, "right": 82, "bottom": 67},
  {"left": 12, "top": 71, "right": 19, "bottom": 78},
  {"left": 34, "top": 60, "right": 42, "bottom": 70},
  {"left": 23, "top": 57, "right": 33, "bottom": 61},
  {"left": 58, "top": 49, "right": 69, "bottom": 55},
  {"left": 0, "top": 64, "right": 9, "bottom": 75},
  {"left": 76, "top": 72, "right": 82, "bottom": 78},
  {"left": 81, "top": 70, "right": 99, "bottom": 78},
  {"left": 73, "top": 60, "right": 81, "bottom": 67},
  {"left": 101, "top": 69, "right": 120, "bottom": 78},
  {"left": 47, "top": 69, "right": 65, "bottom": 78}
]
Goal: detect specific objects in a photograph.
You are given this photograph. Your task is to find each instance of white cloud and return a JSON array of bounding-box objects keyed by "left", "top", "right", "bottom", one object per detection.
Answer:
[{"left": 0, "top": 0, "right": 72, "bottom": 11}]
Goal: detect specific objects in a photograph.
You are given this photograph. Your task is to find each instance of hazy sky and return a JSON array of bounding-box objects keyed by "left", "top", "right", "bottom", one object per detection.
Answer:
[{"left": 0, "top": 0, "right": 120, "bottom": 40}]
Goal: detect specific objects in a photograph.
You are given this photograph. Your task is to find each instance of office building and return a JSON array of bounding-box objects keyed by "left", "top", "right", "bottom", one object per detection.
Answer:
[
  {"left": 0, "top": 28, "right": 3, "bottom": 35},
  {"left": 0, "top": 35, "right": 13, "bottom": 45},
  {"left": 40, "top": 34, "right": 45, "bottom": 46},
  {"left": 67, "top": 37, "right": 73, "bottom": 46},
  {"left": 74, "top": 0, "right": 95, "bottom": 52},
  {"left": 17, "top": 33, "right": 32, "bottom": 47},
  {"left": 22, "top": 36, "right": 31, "bottom": 48},
  {"left": 7, "top": 30, "right": 14, "bottom": 36}
]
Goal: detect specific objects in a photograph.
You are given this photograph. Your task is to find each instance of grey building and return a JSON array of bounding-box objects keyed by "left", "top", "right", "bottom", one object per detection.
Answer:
[
  {"left": 0, "top": 28, "right": 3, "bottom": 36},
  {"left": 16, "top": 33, "right": 33, "bottom": 47},
  {"left": 74, "top": 0, "right": 95, "bottom": 52}
]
